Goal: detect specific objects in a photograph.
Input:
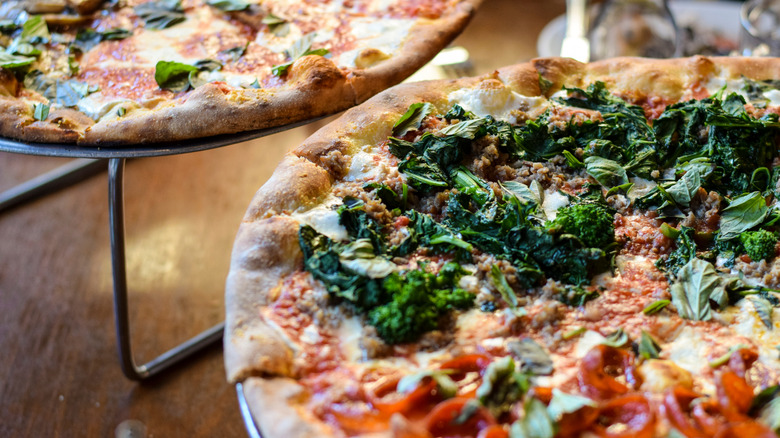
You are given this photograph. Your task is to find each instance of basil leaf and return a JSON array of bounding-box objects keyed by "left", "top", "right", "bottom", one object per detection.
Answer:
[
  {"left": 546, "top": 389, "right": 596, "bottom": 421},
  {"left": 720, "top": 191, "right": 769, "bottom": 240},
  {"left": 392, "top": 102, "right": 432, "bottom": 137},
  {"left": 117, "top": 107, "right": 126, "bottom": 117},
  {"left": 24, "top": 71, "right": 99, "bottom": 107},
  {"left": 206, "top": 0, "right": 250, "bottom": 11},
  {"left": 510, "top": 398, "right": 554, "bottom": 438},
  {"left": 490, "top": 265, "right": 519, "bottom": 310},
  {"left": 665, "top": 168, "right": 701, "bottom": 208},
  {"left": 642, "top": 299, "right": 670, "bottom": 315},
  {"left": 339, "top": 239, "right": 395, "bottom": 278},
  {"left": 602, "top": 328, "right": 630, "bottom": 348},
  {"left": 33, "top": 103, "right": 49, "bottom": 121},
  {"left": 507, "top": 338, "right": 553, "bottom": 375},
  {"left": 758, "top": 390, "right": 780, "bottom": 433},
  {"left": 749, "top": 295, "right": 774, "bottom": 329},
  {"left": 501, "top": 180, "right": 543, "bottom": 207},
  {"left": 262, "top": 13, "right": 289, "bottom": 37},
  {"left": 0, "top": 51, "right": 35, "bottom": 69},
  {"left": 584, "top": 156, "right": 629, "bottom": 188},
  {"left": 439, "top": 117, "right": 486, "bottom": 139},
  {"left": 396, "top": 370, "right": 457, "bottom": 399},
  {"left": 271, "top": 33, "right": 329, "bottom": 76},
  {"left": 72, "top": 28, "right": 132, "bottom": 52},
  {"left": 477, "top": 356, "right": 526, "bottom": 418},
  {"left": 671, "top": 258, "right": 721, "bottom": 321},
  {"left": 220, "top": 42, "right": 249, "bottom": 62},
  {"left": 154, "top": 60, "right": 198, "bottom": 91},
  {"left": 135, "top": 0, "right": 186, "bottom": 30},
  {"left": 21, "top": 16, "right": 49, "bottom": 43},
  {"left": 638, "top": 330, "right": 661, "bottom": 359}
]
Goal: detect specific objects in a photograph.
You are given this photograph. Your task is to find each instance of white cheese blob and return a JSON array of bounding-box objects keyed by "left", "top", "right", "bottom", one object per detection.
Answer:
[
  {"left": 541, "top": 189, "right": 570, "bottom": 220},
  {"left": 337, "top": 316, "right": 365, "bottom": 362},
  {"left": 764, "top": 89, "right": 780, "bottom": 106},
  {"left": 288, "top": 196, "right": 348, "bottom": 241},
  {"left": 574, "top": 330, "right": 607, "bottom": 358},
  {"left": 76, "top": 93, "right": 133, "bottom": 121},
  {"left": 447, "top": 87, "right": 547, "bottom": 123},
  {"left": 703, "top": 76, "right": 748, "bottom": 100},
  {"left": 345, "top": 149, "right": 386, "bottom": 182},
  {"left": 664, "top": 326, "right": 715, "bottom": 395},
  {"left": 627, "top": 177, "right": 657, "bottom": 203},
  {"left": 334, "top": 17, "right": 415, "bottom": 68},
  {"left": 730, "top": 299, "right": 780, "bottom": 373}
]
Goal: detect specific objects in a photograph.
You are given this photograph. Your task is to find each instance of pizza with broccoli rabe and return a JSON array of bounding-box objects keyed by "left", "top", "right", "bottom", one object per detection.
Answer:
[{"left": 225, "top": 57, "right": 780, "bottom": 438}]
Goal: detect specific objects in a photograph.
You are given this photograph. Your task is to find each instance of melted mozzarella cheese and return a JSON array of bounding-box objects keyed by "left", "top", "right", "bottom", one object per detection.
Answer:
[
  {"left": 337, "top": 316, "right": 365, "bottom": 362},
  {"left": 334, "top": 17, "right": 415, "bottom": 68},
  {"left": 447, "top": 87, "right": 547, "bottom": 123},
  {"left": 574, "top": 330, "right": 606, "bottom": 358},
  {"left": 664, "top": 326, "right": 715, "bottom": 395},
  {"left": 729, "top": 300, "right": 780, "bottom": 373},
  {"left": 764, "top": 89, "right": 780, "bottom": 106},
  {"left": 704, "top": 76, "right": 748, "bottom": 100},
  {"left": 541, "top": 189, "right": 569, "bottom": 220},
  {"left": 288, "top": 196, "right": 349, "bottom": 241},
  {"left": 345, "top": 149, "right": 385, "bottom": 182}
]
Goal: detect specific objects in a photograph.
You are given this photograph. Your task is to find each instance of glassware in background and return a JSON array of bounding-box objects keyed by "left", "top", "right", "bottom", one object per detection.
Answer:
[
  {"left": 588, "top": 0, "right": 681, "bottom": 60},
  {"left": 740, "top": 0, "right": 780, "bottom": 56}
]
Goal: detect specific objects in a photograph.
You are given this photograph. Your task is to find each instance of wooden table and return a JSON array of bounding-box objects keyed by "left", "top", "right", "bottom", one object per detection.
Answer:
[{"left": 0, "top": 1, "right": 563, "bottom": 436}]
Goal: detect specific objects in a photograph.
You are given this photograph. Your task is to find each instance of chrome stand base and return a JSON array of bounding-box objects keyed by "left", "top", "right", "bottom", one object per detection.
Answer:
[{"left": 108, "top": 158, "right": 223, "bottom": 380}]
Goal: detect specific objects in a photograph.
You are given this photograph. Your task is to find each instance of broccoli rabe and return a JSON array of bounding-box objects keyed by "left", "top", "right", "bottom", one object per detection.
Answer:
[
  {"left": 740, "top": 229, "right": 778, "bottom": 261},
  {"left": 369, "top": 263, "right": 474, "bottom": 344},
  {"left": 547, "top": 203, "right": 615, "bottom": 248}
]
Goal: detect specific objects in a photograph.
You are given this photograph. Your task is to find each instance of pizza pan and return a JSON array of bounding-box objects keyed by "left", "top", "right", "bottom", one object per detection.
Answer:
[
  {"left": 236, "top": 383, "right": 264, "bottom": 438},
  {"left": 0, "top": 116, "right": 327, "bottom": 159}
]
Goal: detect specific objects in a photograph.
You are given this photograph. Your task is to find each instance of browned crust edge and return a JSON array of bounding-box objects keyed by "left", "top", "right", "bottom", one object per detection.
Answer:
[
  {"left": 0, "top": 0, "right": 480, "bottom": 146},
  {"left": 226, "top": 56, "right": 780, "bottom": 437}
]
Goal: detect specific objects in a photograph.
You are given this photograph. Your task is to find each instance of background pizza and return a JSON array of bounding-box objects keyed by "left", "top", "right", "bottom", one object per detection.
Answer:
[
  {"left": 0, "top": 0, "right": 478, "bottom": 145},
  {"left": 226, "top": 56, "right": 780, "bottom": 437}
]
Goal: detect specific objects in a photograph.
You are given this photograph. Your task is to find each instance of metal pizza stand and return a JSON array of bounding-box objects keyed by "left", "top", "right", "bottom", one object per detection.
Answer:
[{"left": 0, "top": 118, "right": 321, "bottom": 381}]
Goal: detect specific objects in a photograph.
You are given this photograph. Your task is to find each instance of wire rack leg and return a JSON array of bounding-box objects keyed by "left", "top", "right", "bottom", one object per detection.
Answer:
[
  {"left": 0, "top": 158, "right": 106, "bottom": 213},
  {"left": 108, "top": 158, "right": 224, "bottom": 380}
]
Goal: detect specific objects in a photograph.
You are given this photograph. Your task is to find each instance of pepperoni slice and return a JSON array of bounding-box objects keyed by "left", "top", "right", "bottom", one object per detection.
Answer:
[
  {"left": 424, "top": 397, "right": 497, "bottom": 438},
  {"left": 590, "top": 393, "right": 654, "bottom": 438},
  {"left": 578, "top": 345, "right": 640, "bottom": 400}
]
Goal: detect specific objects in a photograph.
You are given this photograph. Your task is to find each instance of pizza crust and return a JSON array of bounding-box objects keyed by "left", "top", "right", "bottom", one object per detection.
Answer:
[{"left": 225, "top": 56, "right": 780, "bottom": 437}]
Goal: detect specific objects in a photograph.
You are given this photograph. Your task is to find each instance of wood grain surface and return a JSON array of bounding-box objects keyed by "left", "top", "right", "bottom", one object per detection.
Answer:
[{"left": 0, "top": 1, "right": 563, "bottom": 436}]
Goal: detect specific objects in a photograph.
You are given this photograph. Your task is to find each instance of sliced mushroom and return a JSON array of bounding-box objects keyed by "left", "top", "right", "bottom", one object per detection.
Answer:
[
  {"left": 24, "top": 0, "right": 66, "bottom": 14},
  {"left": 67, "top": 0, "right": 104, "bottom": 16}
]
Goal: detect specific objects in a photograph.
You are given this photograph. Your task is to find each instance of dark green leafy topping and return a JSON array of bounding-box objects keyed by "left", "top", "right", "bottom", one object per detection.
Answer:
[
  {"left": 154, "top": 59, "right": 221, "bottom": 91},
  {"left": 507, "top": 338, "right": 553, "bottom": 375},
  {"left": 206, "top": 0, "right": 250, "bottom": 11},
  {"left": 23, "top": 71, "right": 99, "bottom": 107},
  {"left": 748, "top": 295, "right": 774, "bottom": 329},
  {"left": 72, "top": 28, "right": 132, "bottom": 53},
  {"left": 439, "top": 118, "right": 487, "bottom": 139},
  {"left": 546, "top": 203, "right": 615, "bottom": 248},
  {"left": 740, "top": 229, "right": 778, "bottom": 261},
  {"left": 299, "top": 199, "right": 474, "bottom": 344},
  {"left": 749, "top": 385, "right": 780, "bottom": 433},
  {"left": 638, "top": 330, "right": 661, "bottom": 359},
  {"left": 557, "top": 285, "right": 599, "bottom": 307},
  {"left": 642, "top": 299, "right": 670, "bottom": 315},
  {"left": 670, "top": 258, "right": 721, "bottom": 321},
  {"left": 720, "top": 192, "right": 769, "bottom": 240},
  {"left": 154, "top": 60, "right": 199, "bottom": 92},
  {"left": 392, "top": 102, "right": 432, "bottom": 137},
  {"left": 220, "top": 42, "right": 250, "bottom": 62},
  {"left": 21, "top": 16, "right": 50, "bottom": 43},
  {"left": 510, "top": 397, "right": 555, "bottom": 438},
  {"left": 271, "top": 33, "right": 329, "bottom": 76},
  {"left": 262, "top": 13, "right": 290, "bottom": 37},
  {"left": 32, "top": 103, "right": 49, "bottom": 121},
  {"left": 476, "top": 357, "right": 528, "bottom": 418},
  {"left": 134, "top": 0, "right": 186, "bottom": 30},
  {"left": 0, "top": 52, "right": 35, "bottom": 70},
  {"left": 656, "top": 226, "right": 697, "bottom": 275},
  {"left": 368, "top": 266, "right": 474, "bottom": 344}
]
